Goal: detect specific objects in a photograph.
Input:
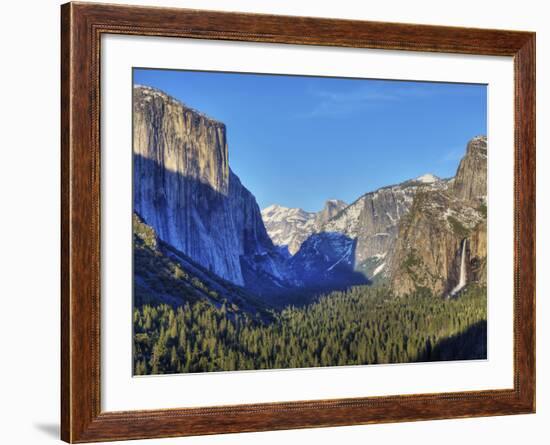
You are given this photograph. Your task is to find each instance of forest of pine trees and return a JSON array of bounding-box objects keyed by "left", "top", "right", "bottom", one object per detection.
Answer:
[{"left": 133, "top": 284, "right": 487, "bottom": 375}]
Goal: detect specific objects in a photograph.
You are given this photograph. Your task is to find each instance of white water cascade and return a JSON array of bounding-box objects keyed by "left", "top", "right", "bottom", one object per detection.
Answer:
[{"left": 448, "top": 239, "right": 468, "bottom": 298}]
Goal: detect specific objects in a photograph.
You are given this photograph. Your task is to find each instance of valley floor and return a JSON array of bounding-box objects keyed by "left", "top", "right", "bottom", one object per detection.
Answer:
[{"left": 133, "top": 284, "right": 487, "bottom": 375}]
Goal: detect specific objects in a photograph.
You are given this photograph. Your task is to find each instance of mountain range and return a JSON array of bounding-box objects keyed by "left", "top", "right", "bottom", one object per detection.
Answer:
[{"left": 133, "top": 85, "right": 487, "bottom": 312}]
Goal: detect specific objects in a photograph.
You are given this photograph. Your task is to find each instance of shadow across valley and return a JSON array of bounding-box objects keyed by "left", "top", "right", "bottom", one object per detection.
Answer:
[
  {"left": 243, "top": 231, "right": 371, "bottom": 308},
  {"left": 416, "top": 320, "right": 487, "bottom": 362}
]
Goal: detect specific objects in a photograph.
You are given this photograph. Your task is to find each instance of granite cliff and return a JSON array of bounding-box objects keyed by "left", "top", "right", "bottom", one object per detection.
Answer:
[
  {"left": 453, "top": 136, "right": 488, "bottom": 203},
  {"left": 133, "top": 85, "right": 281, "bottom": 287}
]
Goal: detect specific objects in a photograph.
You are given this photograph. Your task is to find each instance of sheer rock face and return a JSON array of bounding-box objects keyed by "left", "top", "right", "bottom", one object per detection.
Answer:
[
  {"left": 133, "top": 85, "right": 274, "bottom": 286},
  {"left": 316, "top": 199, "right": 348, "bottom": 225},
  {"left": 388, "top": 137, "right": 488, "bottom": 297},
  {"left": 453, "top": 136, "right": 487, "bottom": 203}
]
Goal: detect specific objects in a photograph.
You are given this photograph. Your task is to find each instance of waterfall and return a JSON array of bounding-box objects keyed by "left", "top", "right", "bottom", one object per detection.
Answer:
[{"left": 448, "top": 239, "right": 467, "bottom": 298}]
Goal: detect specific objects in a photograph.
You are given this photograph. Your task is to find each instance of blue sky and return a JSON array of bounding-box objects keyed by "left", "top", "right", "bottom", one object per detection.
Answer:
[{"left": 134, "top": 68, "right": 487, "bottom": 212}]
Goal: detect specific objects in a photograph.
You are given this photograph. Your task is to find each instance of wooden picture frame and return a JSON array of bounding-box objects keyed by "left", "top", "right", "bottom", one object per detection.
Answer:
[{"left": 61, "top": 2, "right": 535, "bottom": 442}]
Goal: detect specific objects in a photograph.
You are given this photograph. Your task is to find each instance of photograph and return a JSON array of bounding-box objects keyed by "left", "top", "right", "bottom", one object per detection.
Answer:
[
  {"left": 132, "top": 69, "right": 488, "bottom": 375},
  {"left": 1, "top": 0, "right": 543, "bottom": 442}
]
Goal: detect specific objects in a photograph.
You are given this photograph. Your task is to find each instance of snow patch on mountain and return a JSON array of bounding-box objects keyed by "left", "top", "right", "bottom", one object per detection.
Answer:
[
  {"left": 372, "top": 262, "right": 386, "bottom": 277},
  {"left": 261, "top": 200, "right": 347, "bottom": 255},
  {"left": 416, "top": 173, "right": 440, "bottom": 183}
]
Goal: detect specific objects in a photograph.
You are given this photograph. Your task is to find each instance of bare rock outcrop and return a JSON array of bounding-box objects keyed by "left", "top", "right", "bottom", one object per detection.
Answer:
[{"left": 453, "top": 136, "right": 487, "bottom": 203}]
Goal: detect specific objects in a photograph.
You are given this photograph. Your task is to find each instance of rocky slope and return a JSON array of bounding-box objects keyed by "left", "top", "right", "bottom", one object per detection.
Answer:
[
  {"left": 133, "top": 85, "right": 283, "bottom": 287},
  {"left": 388, "top": 137, "right": 487, "bottom": 296}
]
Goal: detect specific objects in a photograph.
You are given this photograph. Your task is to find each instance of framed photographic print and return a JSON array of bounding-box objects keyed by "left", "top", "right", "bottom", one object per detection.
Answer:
[{"left": 61, "top": 2, "right": 535, "bottom": 442}]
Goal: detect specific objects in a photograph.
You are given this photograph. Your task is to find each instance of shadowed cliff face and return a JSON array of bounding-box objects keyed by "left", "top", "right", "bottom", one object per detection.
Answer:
[
  {"left": 133, "top": 86, "right": 276, "bottom": 286},
  {"left": 132, "top": 212, "right": 274, "bottom": 319},
  {"left": 133, "top": 154, "right": 278, "bottom": 286},
  {"left": 290, "top": 232, "right": 370, "bottom": 289}
]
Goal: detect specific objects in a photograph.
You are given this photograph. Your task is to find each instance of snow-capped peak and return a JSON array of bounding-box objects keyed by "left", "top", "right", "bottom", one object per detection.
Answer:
[
  {"left": 262, "top": 204, "right": 283, "bottom": 214},
  {"left": 415, "top": 173, "right": 440, "bottom": 184}
]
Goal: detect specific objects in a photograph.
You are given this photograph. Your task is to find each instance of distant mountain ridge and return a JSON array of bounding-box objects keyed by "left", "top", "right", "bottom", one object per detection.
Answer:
[
  {"left": 262, "top": 174, "right": 451, "bottom": 283},
  {"left": 261, "top": 199, "right": 347, "bottom": 256}
]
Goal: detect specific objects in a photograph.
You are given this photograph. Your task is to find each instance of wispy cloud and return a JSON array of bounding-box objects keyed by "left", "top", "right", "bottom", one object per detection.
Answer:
[
  {"left": 297, "top": 83, "right": 436, "bottom": 119},
  {"left": 313, "top": 87, "right": 400, "bottom": 104},
  {"left": 440, "top": 148, "right": 465, "bottom": 163}
]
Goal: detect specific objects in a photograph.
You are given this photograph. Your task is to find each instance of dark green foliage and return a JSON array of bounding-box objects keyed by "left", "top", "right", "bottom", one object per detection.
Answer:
[
  {"left": 478, "top": 203, "right": 488, "bottom": 219},
  {"left": 134, "top": 212, "right": 207, "bottom": 307},
  {"left": 133, "top": 284, "right": 487, "bottom": 375},
  {"left": 402, "top": 249, "right": 422, "bottom": 272},
  {"left": 133, "top": 213, "right": 158, "bottom": 249}
]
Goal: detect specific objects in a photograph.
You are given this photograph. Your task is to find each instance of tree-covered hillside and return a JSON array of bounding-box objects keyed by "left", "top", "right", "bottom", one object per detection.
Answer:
[
  {"left": 133, "top": 212, "right": 273, "bottom": 319},
  {"left": 133, "top": 284, "right": 486, "bottom": 375}
]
